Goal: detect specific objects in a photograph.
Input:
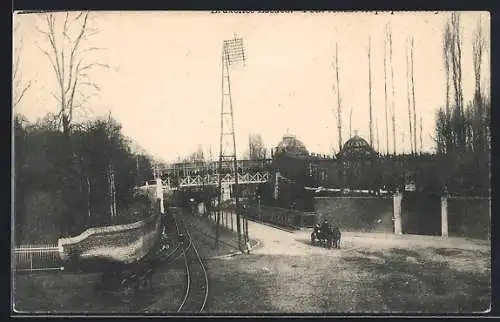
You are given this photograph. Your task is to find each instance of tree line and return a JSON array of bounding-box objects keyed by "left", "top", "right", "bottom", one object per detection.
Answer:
[
  {"left": 178, "top": 133, "right": 268, "bottom": 164},
  {"left": 433, "top": 13, "right": 490, "bottom": 196},
  {"left": 14, "top": 113, "right": 157, "bottom": 244}
]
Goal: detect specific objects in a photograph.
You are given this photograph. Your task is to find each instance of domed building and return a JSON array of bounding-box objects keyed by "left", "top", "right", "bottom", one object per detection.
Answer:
[
  {"left": 270, "top": 130, "right": 384, "bottom": 190},
  {"left": 275, "top": 133, "right": 309, "bottom": 157},
  {"left": 339, "top": 133, "right": 377, "bottom": 159},
  {"left": 338, "top": 132, "right": 378, "bottom": 189},
  {"left": 271, "top": 132, "right": 312, "bottom": 185},
  {"left": 269, "top": 132, "right": 314, "bottom": 211}
]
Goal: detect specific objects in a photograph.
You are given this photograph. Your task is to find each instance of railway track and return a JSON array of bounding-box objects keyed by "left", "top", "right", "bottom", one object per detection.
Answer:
[
  {"left": 99, "top": 209, "right": 209, "bottom": 313},
  {"left": 171, "top": 213, "right": 209, "bottom": 313}
]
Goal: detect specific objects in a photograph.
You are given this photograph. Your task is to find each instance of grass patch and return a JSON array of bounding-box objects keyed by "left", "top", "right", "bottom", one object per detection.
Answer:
[
  {"left": 346, "top": 247, "right": 490, "bottom": 313},
  {"left": 204, "top": 245, "right": 490, "bottom": 314}
]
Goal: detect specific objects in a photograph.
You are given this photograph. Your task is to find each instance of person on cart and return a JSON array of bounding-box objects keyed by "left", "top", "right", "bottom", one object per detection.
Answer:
[
  {"left": 321, "top": 219, "right": 331, "bottom": 236},
  {"left": 311, "top": 223, "right": 321, "bottom": 245}
]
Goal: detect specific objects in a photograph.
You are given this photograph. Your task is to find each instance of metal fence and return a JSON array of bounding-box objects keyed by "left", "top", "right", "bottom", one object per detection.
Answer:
[{"left": 13, "top": 244, "right": 62, "bottom": 272}]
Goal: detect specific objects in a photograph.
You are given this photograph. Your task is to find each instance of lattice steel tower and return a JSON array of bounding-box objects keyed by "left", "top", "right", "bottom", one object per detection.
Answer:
[{"left": 216, "top": 35, "right": 247, "bottom": 252}]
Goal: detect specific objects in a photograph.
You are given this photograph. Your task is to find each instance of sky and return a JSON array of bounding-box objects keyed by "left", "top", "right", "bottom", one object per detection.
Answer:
[{"left": 13, "top": 11, "right": 490, "bottom": 163}]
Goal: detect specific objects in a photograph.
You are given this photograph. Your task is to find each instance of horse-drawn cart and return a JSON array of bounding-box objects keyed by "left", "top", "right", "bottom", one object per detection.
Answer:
[{"left": 311, "top": 224, "right": 341, "bottom": 249}]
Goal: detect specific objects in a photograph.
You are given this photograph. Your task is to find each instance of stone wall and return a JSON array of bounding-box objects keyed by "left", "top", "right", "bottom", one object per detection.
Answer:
[
  {"left": 313, "top": 197, "right": 393, "bottom": 233},
  {"left": 447, "top": 197, "right": 490, "bottom": 240}
]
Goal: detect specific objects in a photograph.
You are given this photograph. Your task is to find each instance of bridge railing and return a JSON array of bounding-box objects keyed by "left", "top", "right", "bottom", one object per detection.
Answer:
[
  {"left": 135, "top": 172, "right": 271, "bottom": 190},
  {"left": 179, "top": 172, "right": 270, "bottom": 187}
]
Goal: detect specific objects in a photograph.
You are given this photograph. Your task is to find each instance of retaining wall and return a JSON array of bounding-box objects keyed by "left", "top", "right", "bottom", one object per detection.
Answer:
[
  {"left": 313, "top": 197, "right": 393, "bottom": 233},
  {"left": 58, "top": 213, "right": 161, "bottom": 265},
  {"left": 243, "top": 204, "right": 317, "bottom": 229}
]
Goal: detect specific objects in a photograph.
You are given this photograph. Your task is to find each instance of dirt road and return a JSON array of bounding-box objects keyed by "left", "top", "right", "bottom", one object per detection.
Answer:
[
  {"left": 246, "top": 218, "right": 490, "bottom": 256},
  {"left": 205, "top": 218, "right": 490, "bottom": 313}
]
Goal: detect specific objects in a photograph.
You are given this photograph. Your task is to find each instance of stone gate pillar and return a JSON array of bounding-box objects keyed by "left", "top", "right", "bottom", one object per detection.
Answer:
[
  {"left": 441, "top": 196, "right": 448, "bottom": 237},
  {"left": 393, "top": 191, "right": 402, "bottom": 235}
]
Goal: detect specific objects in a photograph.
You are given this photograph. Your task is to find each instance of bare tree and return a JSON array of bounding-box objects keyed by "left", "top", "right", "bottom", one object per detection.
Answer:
[
  {"left": 420, "top": 114, "right": 423, "bottom": 153},
  {"left": 349, "top": 107, "right": 353, "bottom": 138},
  {"left": 195, "top": 144, "right": 205, "bottom": 161},
  {"left": 367, "top": 36, "right": 373, "bottom": 148},
  {"left": 450, "top": 12, "right": 465, "bottom": 152},
  {"left": 434, "top": 109, "right": 447, "bottom": 154},
  {"left": 401, "top": 132, "right": 406, "bottom": 155},
  {"left": 334, "top": 41, "right": 342, "bottom": 152},
  {"left": 387, "top": 24, "right": 397, "bottom": 155},
  {"left": 409, "top": 36, "right": 417, "bottom": 155},
  {"left": 442, "top": 21, "right": 453, "bottom": 153},
  {"left": 439, "top": 12, "right": 466, "bottom": 154},
  {"left": 186, "top": 144, "right": 205, "bottom": 162},
  {"left": 36, "top": 12, "right": 109, "bottom": 136},
  {"left": 383, "top": 24, "right": 389, "bottom": 155},
  {"left": 35, "top": 12, "right": 111, "bottom": 228},
  {"left": 248, "top": 133, "right": 266, "bottom": 160},
  {"left": 13, "top": 22, "right": 32, "bottom": 108},
  {"left": 472, "top": 16, "right": 486, "bottom": 152},
  {"left": 405, "top": 37, "right": 414, "bottom": 155},
  {"left": 106, "top": 114, "right": 117, "bottom": 220}
]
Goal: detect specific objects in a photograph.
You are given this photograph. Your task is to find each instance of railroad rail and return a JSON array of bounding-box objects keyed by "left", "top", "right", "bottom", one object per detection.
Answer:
[{"left": 173, "top": 214, "right": 209, "bottom": 313}]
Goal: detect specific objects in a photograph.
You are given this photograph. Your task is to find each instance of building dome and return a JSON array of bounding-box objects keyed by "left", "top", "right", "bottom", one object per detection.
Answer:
[
  {"left": 276, "top": 133, "right": 309, "bottom": 156},
  {"left": 340, "top": 134, "right": 375, "bottom": 158}
]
